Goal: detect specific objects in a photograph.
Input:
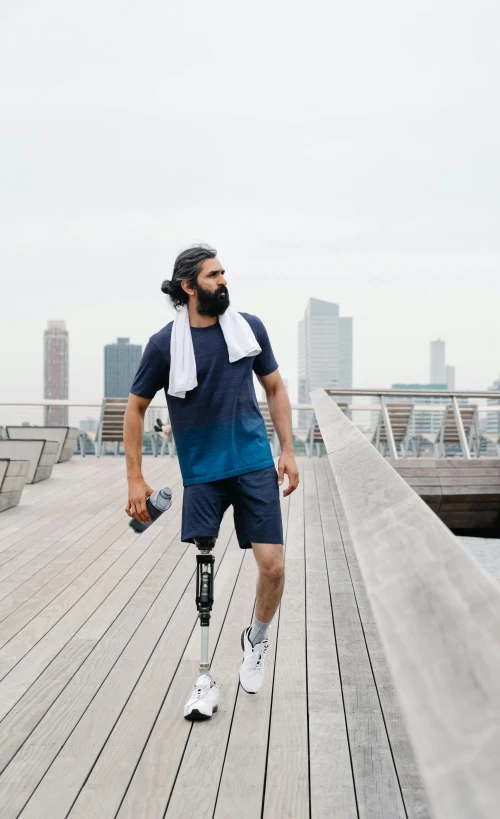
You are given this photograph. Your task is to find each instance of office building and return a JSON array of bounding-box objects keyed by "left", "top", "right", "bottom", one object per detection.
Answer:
[
  {"left": 104, "top": 338, "right": 143, "bottom": 398},
  {"left": 44, "top": 320, "right": 69, "bottom": 426},
  {"left": 430, "top": 339, "right": 455, "bottom": 389},
  {"left": 298, "top": 298, "right": 352, "bottom": 429},
  {"left": 430, "top": 339, "right": 446, "bottom": 384}
]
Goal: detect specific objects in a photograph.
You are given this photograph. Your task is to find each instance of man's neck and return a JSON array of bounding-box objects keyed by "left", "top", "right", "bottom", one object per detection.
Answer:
[{"left": 188, "top": 302, "right": 219, "bottom": 329}]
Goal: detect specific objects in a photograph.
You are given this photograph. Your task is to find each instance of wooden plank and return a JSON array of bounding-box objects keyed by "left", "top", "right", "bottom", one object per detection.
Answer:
[
  {"left": 323, "top": 461, "right": 431, "bottom": 818},
  {"left": 163, "top": 543, "right": 259, "bottom": 817},
  {"left": 0, "top": 461, "right": 180, "bottom": 642},
  {"left": 312, "top": 388, "right": 500, "bottom": 819},
  {"left": 262, "top": 462, "right": 310, "bottom": 819},
  {"left": 315, "top": 458, "right": 407, "bottom": 819},
  {"left": 304, "top": 457, "right": 357, "bottom": 818},
  {"left": 211, "top": 487, "right": 290, "bottom": 819},
  {"left": 16, "top": 517, "right": 239, "bottom": 819},
  {"left": 0, "top": 462, "right": 126, "bottom": 567},
  {"left": 0, "top": 460, "right": 175, "bottom": 675},
  {"left": 0, "top": 485, "right": 184, "bottom": 719},
  {"left": 0, "top": 503, "right": 193, "bottom": 781},
  {"left": 0, "top": 464, "right": 108, "bottom": 553}
]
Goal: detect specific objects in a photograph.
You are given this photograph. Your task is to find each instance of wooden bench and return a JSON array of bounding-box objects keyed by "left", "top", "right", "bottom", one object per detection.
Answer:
[
  {"left": 311, "top": 387, "right": 500, "bottom": 819},
  {"left": 0, "top": 458, "right": 30, "bottom": 511},
  {"left": 96, "top": 398, "right": 128, "bottom": 456},
  {"left": 372, "top": 400, "right": 415, "bottom": 458},
  {"left": 5, "top": 426, "right": 79, "bottom": 463},
  {"left": 0, "top": 439, "right": 59, "bottom": 483},
  {"left": 437, "top": 402, "right": 478, "bottom": 458}
]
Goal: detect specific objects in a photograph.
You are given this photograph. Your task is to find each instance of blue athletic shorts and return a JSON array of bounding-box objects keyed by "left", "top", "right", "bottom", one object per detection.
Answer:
[{"left": 181, "top": 465, "right": 284, "bottom": 549}]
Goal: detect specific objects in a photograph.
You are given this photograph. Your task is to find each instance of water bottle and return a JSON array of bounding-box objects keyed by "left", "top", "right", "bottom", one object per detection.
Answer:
[{"left": 129, "top": 486, "right": 173, "bottom": 533}]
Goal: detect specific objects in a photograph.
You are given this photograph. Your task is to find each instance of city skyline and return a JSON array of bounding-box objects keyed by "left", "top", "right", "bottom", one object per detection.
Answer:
[
  {"left": 18, "top": 313, "right": 500, "bottom": 409},
  {"left": 2, "top": 2, "right": 499, "bottom": 405}
]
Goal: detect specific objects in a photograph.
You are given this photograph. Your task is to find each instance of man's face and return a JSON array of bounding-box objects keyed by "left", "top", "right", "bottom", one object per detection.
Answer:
[{"left": 194, "top": 258, "right": 230, "bottom": 316}]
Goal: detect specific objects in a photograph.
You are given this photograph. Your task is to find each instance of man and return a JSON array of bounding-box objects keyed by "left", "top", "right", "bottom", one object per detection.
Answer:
[{"left": 124, "top": 244, "right": 299, "bottom": 719}]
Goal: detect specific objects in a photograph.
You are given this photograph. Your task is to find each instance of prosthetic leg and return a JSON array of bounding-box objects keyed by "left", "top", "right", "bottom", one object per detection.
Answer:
[
  {"left": 183, "top": 537, "right": 220, "bottom": 720},
  {"left": 194, "top": 537, "right": 216, "bottom": 675}
]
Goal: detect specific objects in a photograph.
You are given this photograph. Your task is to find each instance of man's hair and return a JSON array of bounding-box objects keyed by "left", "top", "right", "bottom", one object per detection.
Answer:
[{"left": 161, "top": 244, "right": 217, "bottom": 310}]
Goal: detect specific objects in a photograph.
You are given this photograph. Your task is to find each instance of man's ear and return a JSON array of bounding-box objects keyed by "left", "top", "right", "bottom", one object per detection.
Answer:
[{"left": 181, "top": 279, "right": 195, "bottom": 297}]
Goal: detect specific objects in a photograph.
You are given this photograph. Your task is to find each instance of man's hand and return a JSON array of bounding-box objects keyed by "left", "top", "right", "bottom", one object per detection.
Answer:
[
  {"left": 126, "top": 478, "right": 154, "bottom": 523},
  {"left": 277, "top": 452, "right": 299, "bottom": 497}
]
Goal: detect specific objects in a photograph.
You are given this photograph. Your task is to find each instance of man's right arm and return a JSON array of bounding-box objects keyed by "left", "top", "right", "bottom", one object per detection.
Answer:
[{"left": 124, "top": 393, "right": 154, "bottom": 523}]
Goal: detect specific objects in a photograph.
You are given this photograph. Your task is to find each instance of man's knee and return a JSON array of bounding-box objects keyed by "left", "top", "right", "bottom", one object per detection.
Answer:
[{"left": 258, "top": 551, "right": 284, "bottom": 583}]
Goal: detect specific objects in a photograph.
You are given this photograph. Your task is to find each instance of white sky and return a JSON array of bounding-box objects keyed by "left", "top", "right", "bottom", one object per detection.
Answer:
[{"left": 1, "top": 0, "right": 499, "bottom": 406}]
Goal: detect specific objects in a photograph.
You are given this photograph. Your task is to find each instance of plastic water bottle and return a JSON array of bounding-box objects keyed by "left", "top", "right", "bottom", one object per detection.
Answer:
[{"left": 129, "top": 486, "right": 173, "bottom": 533}]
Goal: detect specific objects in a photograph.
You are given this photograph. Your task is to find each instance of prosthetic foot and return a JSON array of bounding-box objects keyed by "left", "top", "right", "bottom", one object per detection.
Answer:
[{"left": 184, "top": 537, "right": 221, "bottom": 721}]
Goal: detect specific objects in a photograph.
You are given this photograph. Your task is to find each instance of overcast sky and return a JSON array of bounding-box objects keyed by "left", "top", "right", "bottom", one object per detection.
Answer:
[{"left": 1, "top": 0, "right": 499, "bottom": 407}]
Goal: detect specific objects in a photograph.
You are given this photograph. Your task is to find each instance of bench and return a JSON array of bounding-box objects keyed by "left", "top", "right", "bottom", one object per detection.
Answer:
[
  {"left": 0, "top": 439, "right": 59, "bottom": 483},
  {"left": 0, "top": 458, "right": 30, "bottom": 512},
  {"left": 372, "top": 400, "right": 415, "bottom": 458},
  {"left": 6, "top": 426, "right": 80, "bottom": 463},
  {"left": 96, "top": 398, "right": 128, "bottom": 456}
]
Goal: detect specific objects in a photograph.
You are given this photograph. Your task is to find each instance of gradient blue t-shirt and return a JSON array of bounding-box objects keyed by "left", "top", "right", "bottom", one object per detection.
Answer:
[{"left": 130, "top": 313, "right": 278, "bottom": 486}]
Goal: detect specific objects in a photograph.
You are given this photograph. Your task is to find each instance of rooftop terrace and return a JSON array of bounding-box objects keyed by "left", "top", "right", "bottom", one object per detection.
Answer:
[
  {"left": 0, "top": 453, "right": 431, "bottom": 819},
  {"left": 1, "top": 389, "right": 500, "bottom": 819}
]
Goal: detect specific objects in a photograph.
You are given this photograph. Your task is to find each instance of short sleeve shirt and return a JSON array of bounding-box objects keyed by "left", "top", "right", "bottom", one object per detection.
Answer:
[{"left": 130, "top": 312, "right": 279, "bottom": 486}]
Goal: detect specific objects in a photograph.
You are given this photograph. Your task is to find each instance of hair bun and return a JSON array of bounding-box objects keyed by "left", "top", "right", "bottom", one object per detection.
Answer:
[{"left": 161, "top": 279, "right": 173, "bottom": 294}]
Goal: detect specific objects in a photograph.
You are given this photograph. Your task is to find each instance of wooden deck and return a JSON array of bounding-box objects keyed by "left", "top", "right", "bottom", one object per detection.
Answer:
[{"left": 0, "top": 456, "right": 431, "bottom": 819}]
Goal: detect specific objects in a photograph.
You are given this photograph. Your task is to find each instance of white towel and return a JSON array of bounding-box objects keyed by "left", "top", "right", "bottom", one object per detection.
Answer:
[{"left": 168, "top": 305, "right": 262, "bottom": 399}]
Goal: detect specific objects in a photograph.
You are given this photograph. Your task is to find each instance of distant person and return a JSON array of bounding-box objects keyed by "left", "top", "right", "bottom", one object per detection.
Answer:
[
  {"left": 153, "top": 418, "right": 172, "bottom": 437},
  {"left": 124, "top": 244, "right": 298, "bottom": 720}
]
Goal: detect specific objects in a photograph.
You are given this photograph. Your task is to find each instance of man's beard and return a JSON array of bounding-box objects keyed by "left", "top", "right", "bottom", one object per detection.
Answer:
[{"left": 195, "top": 283, "right": 230, "bottom": 317}]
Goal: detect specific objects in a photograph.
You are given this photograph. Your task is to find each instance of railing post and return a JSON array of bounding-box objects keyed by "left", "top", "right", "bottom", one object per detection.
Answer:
[
  {"left": 452, "top": 397, "right": 471, "bottom": 459},
  {"left": 380, "top": 396, "right": 398, "bottom": 459}
]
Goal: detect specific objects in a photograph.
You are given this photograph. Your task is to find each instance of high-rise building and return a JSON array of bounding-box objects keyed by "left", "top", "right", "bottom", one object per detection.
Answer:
[
  {"left": 44, "top": 320, "right": 69, "bottom": 426},
  {"left": 430, "top": 339, "right": 446, "bottom": 385},
  {"left": 298, "top": 298, "right": 353, "bottom": 429},
  {"left": 430, "top": 339, "right": 455, "bottom": 389},
  {"left": 104, "top": 338, "right": 143, "bottom": 398}
]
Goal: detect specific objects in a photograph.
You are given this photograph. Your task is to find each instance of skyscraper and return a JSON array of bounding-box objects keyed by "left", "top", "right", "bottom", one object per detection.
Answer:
[
  {"left": 430, "top": 339, "right": 446, "bottom": 385},
  {"left": 445, "top": 365, "right": 456, "bottom": 391},
  {"left": 44, "top": 320, "right": 69, "bottom": 426},
  {"left": 430, "top": 339, "right": 455, "bottom": 389},
  {"left": 298, "top": 298, "right": 353, "bottom": 429},
  {"left": 104, "top": 338, "right": 143, "bottom": 398}
]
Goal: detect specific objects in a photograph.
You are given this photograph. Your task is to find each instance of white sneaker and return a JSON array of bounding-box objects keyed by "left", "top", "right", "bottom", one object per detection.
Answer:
[
  {"left": 239, "top": 627, "right": 268, "bottom": 694},
  {"left": 183, "top": 673, "right": 220, "bottom": 720}
]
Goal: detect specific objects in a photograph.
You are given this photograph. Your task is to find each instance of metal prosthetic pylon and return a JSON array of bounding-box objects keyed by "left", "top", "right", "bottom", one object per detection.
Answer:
[{"left": 193, "top": 537, "right": 216, "bottom": 675}]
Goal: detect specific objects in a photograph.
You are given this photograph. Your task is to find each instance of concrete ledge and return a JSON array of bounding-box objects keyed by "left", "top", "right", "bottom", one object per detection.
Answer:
[
  {"left": 6, "top": 426, "right": 80, "bottom": 463},
  {"left": 0, "top": 458, "right": 30, "bottom": 511},
  {"left": 311, "top": 387, "right": 500, "bottom": 819},
  {"left": 0, "top": 440, "right": 58, "bottom": 483}
]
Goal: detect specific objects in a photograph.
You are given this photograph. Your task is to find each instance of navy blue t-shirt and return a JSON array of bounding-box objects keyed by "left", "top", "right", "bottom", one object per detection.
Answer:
[{"left": 130, "top": 313, "right": 279, "bottom": 486}]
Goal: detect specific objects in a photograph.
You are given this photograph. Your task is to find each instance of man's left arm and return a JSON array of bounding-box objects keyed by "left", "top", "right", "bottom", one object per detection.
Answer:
[{"left": 258, "top": 370, "right": 299, "bottom": 497}]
